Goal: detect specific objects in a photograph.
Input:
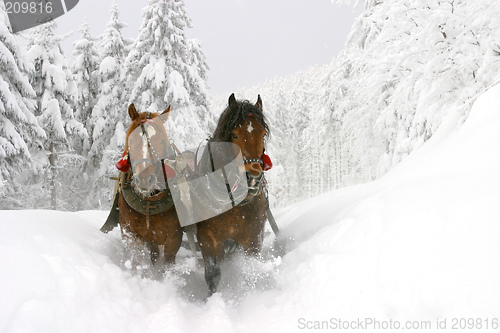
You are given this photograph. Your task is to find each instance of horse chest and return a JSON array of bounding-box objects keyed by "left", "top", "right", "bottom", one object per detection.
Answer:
[
  {"left": 118, "top": 196, "right": 180, "bottom": 242},
  {"left": 225, "top": 198, "right": 265, "bottom": 232}
]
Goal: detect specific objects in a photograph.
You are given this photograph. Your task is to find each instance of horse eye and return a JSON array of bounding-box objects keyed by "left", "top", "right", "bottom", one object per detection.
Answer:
[{"left": 232, "top": 133, "right": 238, "bottom": 139}]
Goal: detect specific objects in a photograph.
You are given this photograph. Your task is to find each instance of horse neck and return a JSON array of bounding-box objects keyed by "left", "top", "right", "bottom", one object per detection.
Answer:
[{"left": 198, "top": 139, "right": 231, "bottom": 174}]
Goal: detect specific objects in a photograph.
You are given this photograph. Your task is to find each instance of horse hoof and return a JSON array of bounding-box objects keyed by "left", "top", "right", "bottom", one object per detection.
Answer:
[{"left": 204, "top": 289, "right": 219, "bottom": 302}]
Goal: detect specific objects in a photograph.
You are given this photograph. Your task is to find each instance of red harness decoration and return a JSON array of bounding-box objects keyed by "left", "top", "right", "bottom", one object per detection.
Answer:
[
  {"left": 262, "top": 153, "right": 272, "bottom": 171},
  {"left": 116, "top": 150, "right": 130, "bottom": 172},
  {"left": 163, "top": 164, "right": 176, "bottom": 179},
  {"left": 116, "top": 148, "right": 177, "bottom": 179}
]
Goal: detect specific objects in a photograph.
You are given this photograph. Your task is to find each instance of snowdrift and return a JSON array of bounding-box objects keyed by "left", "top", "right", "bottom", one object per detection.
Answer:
[{"left": 1, "top": 84, "right": 500, "bottom": 332}]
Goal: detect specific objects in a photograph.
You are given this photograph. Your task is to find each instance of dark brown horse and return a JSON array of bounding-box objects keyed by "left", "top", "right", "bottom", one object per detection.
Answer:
[
  {"left": 117, "top": 104, "right": 182, "bottom": 270},
  {"left": 196, "top": 93, "right": 270, "bottom": 296}
]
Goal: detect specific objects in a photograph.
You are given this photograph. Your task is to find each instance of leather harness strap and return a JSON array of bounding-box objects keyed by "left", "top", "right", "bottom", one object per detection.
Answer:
[{"left": 120, "top": 171, "right": 174, "bottom": 223}]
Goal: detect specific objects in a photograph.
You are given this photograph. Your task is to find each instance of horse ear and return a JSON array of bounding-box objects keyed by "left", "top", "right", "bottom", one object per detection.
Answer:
[
  {"left": 161, "top": 105, "right": 171, "bottom": 115},
  {"left": 228, "top": 93, "right": 237, "bottom": 108},
  {"left": 128, "top": 103, "right": 139, "bottom": 120},
  {"left": 256, "top": 94, "right": 263, "bottom": 110}
]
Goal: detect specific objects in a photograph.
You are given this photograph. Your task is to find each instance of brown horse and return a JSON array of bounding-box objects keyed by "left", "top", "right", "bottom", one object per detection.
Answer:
[
  {"left": 196, "top": 93, "right": 270, "bottom": 296},
  {"left": 117, "top": 104, "right": 182, "bottom": 270}
]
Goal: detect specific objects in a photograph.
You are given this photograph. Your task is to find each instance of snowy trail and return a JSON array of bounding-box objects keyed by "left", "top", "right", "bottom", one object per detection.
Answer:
[{"left": 2, "top": 84, "right": 500, "bottom": 332}]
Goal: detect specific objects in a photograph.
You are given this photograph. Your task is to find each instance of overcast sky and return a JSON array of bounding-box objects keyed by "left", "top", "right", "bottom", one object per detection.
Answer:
[{"left": 55, "top": 0, "right": 362, "bottom": 95}]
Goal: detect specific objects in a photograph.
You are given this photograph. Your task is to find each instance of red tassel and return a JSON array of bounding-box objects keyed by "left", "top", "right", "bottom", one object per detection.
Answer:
[
  {"left": 163, "top": 164, "right": 176, "bottom": 179},
  {"left": 262, "top": 153, "right": 272, "bottom": 171},
  {"left": 115, "top": 150, "right": 130, "bottom": 172}
]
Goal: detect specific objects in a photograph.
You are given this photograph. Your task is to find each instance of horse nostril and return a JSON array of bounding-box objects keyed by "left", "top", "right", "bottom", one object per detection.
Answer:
[
  {"left": 246, "top": 172, "right": 262, "bottom": 188},
  {"left": 250, "top": 177, "right": 257, "bottom": 187}
]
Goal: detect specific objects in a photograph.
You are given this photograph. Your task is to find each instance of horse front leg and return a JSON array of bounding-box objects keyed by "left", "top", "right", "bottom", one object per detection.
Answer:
[
  {"left": 163, "top": 228, "right": 183, "bottom": 266},
  {"left": 244, "top": 243, "right": 261, "bottom": 257},
  {"left": 147, "top": 241, "right": 160, "bottom": 265},
  {"left": 198, "top": 236, "right": 222, "bottom": 298},
  {"left": 122, "top": 232, "right": 147, "bottom": 274},
  {"left": 203, "top": 254, "right": 221, "bottom": 298}
]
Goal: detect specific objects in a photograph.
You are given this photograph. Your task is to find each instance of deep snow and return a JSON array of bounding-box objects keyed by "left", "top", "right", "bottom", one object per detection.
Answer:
[{"left": 1, "top": 84, "right": 500, "bottom": 332}]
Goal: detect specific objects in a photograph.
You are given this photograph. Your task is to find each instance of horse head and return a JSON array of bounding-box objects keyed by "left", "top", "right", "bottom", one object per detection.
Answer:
[
  {"left": 126, "top": 103, "right": 172, "bottom": 194},
  {"left": 212, "top": 94, "right": 270, "bottom": 191}
]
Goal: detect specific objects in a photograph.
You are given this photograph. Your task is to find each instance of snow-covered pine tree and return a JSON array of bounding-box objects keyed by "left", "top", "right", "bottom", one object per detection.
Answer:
[
  {"left": 300, "top": 62, "right": 338, "bottom": 197},
  {"left": 125, "top": 0, "right": 213, "bottom": 149},
  {"left": 261, "top": 86, "right": 293, "bottom": 206},
  {"left": 87, "top": 2, "right": 129, "bottom": 208},
  {"left": 186, "top": 37, "right": 213, "bottom": 132},
  {"left": 26, "top": 20, "right": 87, "bottom": 210},
  {"left": 0, "top": 3, "right": 45, "bottom": 206},
  {"left": 71, "top": 18, "right": 99, "bottom": 156},
  {"left": 330, "top": 0, "right": 500, "bottom": 185},
  {"left": 216, "top": 0, "right": 500, "bottom": 209}
]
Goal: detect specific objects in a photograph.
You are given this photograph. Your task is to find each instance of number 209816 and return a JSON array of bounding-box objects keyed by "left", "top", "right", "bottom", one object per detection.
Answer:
[{"left": 5, "top": 1, "right": 53, "bottom": 14}]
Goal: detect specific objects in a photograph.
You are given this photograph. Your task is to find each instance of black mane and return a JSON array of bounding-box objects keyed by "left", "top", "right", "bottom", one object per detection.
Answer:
[{"left": 212, "top": 97, "right": 270, "bottom": 142}]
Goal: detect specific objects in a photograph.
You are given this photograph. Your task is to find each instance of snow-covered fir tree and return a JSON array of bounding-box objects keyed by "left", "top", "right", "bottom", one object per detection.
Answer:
[
  {"left": 26, "top": 20, "right": 87, "bottom": 209},
  {"left": 299, "top": 63, "right": 338, "bottom": 197},
  {"left": 330, "top": 0, "right": 500, "bottom": 185},
  {"left": 125, "top": 0, "right": 213, "bottom": 149},
  {"left": 228, "top": 1, "right": 500, "bottom": 209},
  {"left": 71, "top": 18, "right": 99, "bottom": 155},
  {"left": 87, "top": 2, "right": 129, "bottom": 208},
  {"left": 2, "top": 0, "right": 499, "bottom": 212},
  {"left": 0, "top": 4, "right": 45, "bottom": 205}
]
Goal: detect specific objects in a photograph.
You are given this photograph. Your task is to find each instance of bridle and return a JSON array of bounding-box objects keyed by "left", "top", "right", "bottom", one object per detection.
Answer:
[
  {"left": 129, "top": 112, "right": 173, "bottom": 195},
  {"left": 240, "top": 152, "right": 267, "bottom": 198},
  {"left": 242, "top": 156, "right": 265, "bottom": 195},
  {"left": 243, "top": 157, "right": 263, "bottom": 166},
  {"left": 139, "top": 112, "right": 163, "bottom": 163}
]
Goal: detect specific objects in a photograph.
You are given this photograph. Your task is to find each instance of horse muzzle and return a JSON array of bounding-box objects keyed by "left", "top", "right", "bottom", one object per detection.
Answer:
[
  {"left": 246, "top": 172, "right": 263, "bottom": 194},
  {"left": 243, "top": 157, "right": 263, "bottom": 177},
  {"left": 133, "top": 173, "right": 160, "bottom": 193}
]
